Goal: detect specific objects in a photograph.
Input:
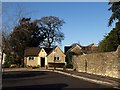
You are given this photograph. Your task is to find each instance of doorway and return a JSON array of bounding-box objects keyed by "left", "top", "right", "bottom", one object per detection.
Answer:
[{"left": 41, "top": 57, "right": 45, "bottom": 67}]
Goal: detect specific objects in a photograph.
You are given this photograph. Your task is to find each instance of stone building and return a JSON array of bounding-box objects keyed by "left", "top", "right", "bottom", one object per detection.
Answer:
[
  {"left": 64, "top": 43, "right": 98, "bottom": 65},
  {"left": 24, "top": 46, "right": 66, "bottom": 68}
]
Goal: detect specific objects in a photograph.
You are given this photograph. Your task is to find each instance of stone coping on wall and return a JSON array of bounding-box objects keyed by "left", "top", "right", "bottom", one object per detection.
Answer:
[{"left": 73, "top": 45, "right": 120, "bottom": 79}]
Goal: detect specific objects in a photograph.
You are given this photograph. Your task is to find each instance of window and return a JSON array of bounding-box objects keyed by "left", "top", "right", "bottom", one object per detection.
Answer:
[
  {"left": 29, "top": 57, "right": 34, "bottom": 60},
  {"left": 54, "top": 57, "right": 60, "bottom": 61},
  {"left": 57, "top": 57, "right": 59, "bottom": 60}
]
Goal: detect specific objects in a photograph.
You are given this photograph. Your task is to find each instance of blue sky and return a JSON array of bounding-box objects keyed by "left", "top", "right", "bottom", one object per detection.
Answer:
[{"left": 2, "top": 2, "right": 115, "bottom": 50}]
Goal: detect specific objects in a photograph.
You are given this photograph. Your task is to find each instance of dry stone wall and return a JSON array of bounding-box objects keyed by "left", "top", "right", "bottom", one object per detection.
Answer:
[{"left": 73, "top": 45, "right": 120, "bottom": 79}]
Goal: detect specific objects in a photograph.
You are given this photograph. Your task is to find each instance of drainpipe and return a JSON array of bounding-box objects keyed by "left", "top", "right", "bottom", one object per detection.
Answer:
[{"left": 85, "top": 60, "right": 87, "bottom": 73}]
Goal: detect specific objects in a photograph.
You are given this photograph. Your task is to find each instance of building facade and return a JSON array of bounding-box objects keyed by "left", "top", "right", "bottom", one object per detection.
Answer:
[{"left": 24, "top": 46, "right": 66, "bottom": 68}]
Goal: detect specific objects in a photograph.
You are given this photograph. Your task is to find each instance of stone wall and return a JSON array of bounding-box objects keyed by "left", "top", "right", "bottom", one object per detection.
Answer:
[{"left": 73, "top": 45, "right": 120, "bottom": 79}]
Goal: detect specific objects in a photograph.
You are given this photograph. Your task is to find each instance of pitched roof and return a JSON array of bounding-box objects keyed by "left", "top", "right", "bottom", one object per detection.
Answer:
[
  {"left": 24, "top": 47, "right": 41, "bottom": 57},
  {"left": 88, "top": 43, "right": 98, "bottom": 47},
  {"left": 71, "top": 43, "right": 81, "bottom": 47},
  {"left": 65, "top": 43, "right": 98, "bottom": 55},
  {"left": 24, "top": 46, "right": 65, "bottom": 57},
  {"left": 64, "top": 46, "right": 72, "bottom": 54},
  {"left": 64, "top": 43, "right": 81, "bottom": 54},
  {"left": 43, "top": 48, "right": 53, "bottom": 54},
  {"left": 65, "top": 43, "right": 82, "bottom": 54},
  {"left": 47, "top": 46, "right": 65, "bottom": 56}
]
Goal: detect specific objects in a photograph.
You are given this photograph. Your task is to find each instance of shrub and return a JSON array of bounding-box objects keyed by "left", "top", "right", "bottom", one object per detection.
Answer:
[
  {"left": 66, "top": 64, "right": 73, "bottom": 69},
  {"left": 4, "top": 55, "right": 15, "bottom": 68},
  {"left": 32, "top": 65, "right": 40, "bottom": 69},
  {"left": 10, "top": 64, "right": 17, "bottom": 68},
  {"left": 63, "top": 65, "right": 66, "bottom": 71}
]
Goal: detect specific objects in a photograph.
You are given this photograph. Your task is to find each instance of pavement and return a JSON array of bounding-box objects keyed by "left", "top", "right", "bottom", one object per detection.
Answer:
[
  {"left": 53, "top": 69, "right": 120, "bottom": 89},
  {"left": 2, "top": 68, "right": 120, "bottom": 89}
]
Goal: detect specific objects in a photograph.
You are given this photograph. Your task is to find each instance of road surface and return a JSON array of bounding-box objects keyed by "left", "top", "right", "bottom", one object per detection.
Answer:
[{"left": 2, "top": 71, "right": 113, "bottom": 89}]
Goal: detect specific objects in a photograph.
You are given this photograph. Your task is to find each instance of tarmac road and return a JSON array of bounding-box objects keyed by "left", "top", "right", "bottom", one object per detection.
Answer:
[{"left": 2, "top": 71, "right": 113, "bottom": 90}]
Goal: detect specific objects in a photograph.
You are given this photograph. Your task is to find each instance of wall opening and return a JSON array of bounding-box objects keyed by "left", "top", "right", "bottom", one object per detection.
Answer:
[{"left": 41, "top": 57, "right": 45, "bottom": 67}]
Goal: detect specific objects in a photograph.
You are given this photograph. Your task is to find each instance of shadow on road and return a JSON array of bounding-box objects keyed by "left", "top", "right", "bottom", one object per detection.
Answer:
[
  {"left": 2, "top": 83, "right": 68, "bottom": 90},
  {"left": 2, "top": 71, "right": 47, "bottom": 79}
]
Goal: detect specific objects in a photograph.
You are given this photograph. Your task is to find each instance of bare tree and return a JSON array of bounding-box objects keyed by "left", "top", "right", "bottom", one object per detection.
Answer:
[
  {"left": 2, "top": 3, "right": 33, "bottom": 65},
  {"left": 2, "top": 3, "right": 32, "bottom": 33},
  {"left": 38, "top": 16, "right": 65, "bottom": 48}
]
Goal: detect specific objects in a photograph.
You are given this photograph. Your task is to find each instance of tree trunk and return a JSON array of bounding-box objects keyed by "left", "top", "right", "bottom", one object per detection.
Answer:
[
  {"left": 116, "top": 21, "right": 120, "bottom": 29},
  {"left": 1, "top": 50, "right": 3, "bottom": 67}
]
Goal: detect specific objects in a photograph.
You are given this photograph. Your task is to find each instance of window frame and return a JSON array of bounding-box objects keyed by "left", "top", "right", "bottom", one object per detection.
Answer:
[
  {"left": 54, "top": 57, "right": 60, "bottom": 61},
  {"left": 29, "top": 57, "right": 34, "bottom": 60}
]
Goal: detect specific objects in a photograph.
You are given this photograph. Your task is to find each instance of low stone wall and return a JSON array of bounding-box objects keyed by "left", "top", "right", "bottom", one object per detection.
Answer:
[{"left": 73, "top": 45, "right": 120, "bottom": 79}]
